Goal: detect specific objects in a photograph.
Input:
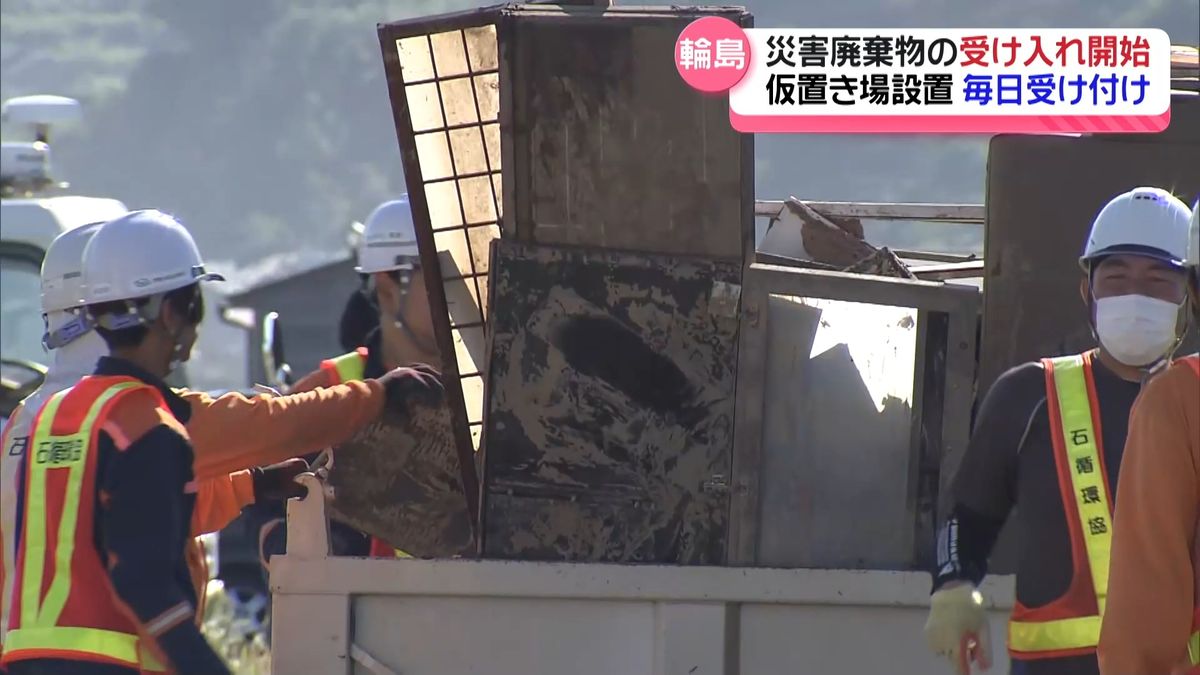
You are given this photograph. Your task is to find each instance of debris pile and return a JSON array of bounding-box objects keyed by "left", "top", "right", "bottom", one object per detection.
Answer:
[{"left": 761, "top": 197, "right": 915, "bottom": 279}]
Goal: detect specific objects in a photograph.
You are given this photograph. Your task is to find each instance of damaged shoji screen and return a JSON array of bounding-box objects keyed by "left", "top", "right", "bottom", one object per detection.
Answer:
[{"left": 396, "top": 25, "right": 501, "bottom": 450}]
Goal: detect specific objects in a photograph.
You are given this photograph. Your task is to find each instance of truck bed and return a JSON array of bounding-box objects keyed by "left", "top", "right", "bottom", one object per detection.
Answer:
[
  {"left": 271, "top": 555, "right": 1014, "bottom": 675},
  {"left": 270, "top": 477, "right": 1014, "bottom": 675}
]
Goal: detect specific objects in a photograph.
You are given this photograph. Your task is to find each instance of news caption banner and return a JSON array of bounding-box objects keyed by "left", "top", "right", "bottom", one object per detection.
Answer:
[{"left": 673, "top": 19, "right": 1173, "bottom": 134}]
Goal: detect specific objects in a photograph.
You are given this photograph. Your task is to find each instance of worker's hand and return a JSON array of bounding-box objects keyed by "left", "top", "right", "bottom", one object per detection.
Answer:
[
  {"left": 251, "top": 458, "right": 310, "bottom": 503},
  {"left": 925, "top": 583, "right": 992, "bottom": 675},
  {"left": 377, "top": 364, "right": 445, "bottom": 412}
]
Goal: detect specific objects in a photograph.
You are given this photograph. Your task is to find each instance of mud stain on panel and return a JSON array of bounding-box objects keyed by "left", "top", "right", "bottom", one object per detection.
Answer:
[{"left": 481, "top": 240, "right": 740, "bottom": 564}]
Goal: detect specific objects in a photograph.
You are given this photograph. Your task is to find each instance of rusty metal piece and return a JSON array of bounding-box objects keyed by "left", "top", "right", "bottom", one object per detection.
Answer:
[
  {"left": 892, "top": 249, "right": 979, "bottom": 264},
  {"left": 842, "top": 247, "right": 915, "bottom": 279},
  {"left": 788, "top": 200, "right": 866, "bottom": 240},
  {"left": 480, "top": 240, "right": 740, "bottom": 564},
  {"left": 764, "top": 197, "right": 877, "bottom": 268},
  {"left": 325, "top": 397, "right": 476, "bottom": 558}
]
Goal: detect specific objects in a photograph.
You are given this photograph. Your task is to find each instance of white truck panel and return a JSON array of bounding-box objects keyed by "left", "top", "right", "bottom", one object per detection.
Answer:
[
  {"left": 271, "top": 555, "right": 1014, "bottom": 675},
  {"left": 271, "top": 420, "right": 1013, "bottom": 675}
]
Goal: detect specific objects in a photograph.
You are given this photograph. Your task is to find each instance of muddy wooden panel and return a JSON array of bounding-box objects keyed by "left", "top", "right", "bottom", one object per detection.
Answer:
[
  {"left": 326, "top": 399, "right": 476, "bottom": 558},
  {"left": 980, "top": 103, "right": 1200, "bottom": 398},
  {"left": 481, "top": 239, "right": 741, "bottom": 564},
  {"left": 501, "top": 6, "right": 752, "bottom": 261}
]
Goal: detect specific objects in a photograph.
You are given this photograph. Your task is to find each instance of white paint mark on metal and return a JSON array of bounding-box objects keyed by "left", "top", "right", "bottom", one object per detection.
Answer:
[
  {"left": 351, "top": 644, "right": 399, "bottom": 675},
  {"left": 800, "top": 297, "right": 917, "bottom": 414},
  {"left": 709, "top": 281, "right": 741, "bottom": 318}
]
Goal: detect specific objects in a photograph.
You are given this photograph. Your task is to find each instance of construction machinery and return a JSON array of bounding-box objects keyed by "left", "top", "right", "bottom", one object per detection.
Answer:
[{"left": 262, "top": 5, "right": 1199, "bottom": 673}]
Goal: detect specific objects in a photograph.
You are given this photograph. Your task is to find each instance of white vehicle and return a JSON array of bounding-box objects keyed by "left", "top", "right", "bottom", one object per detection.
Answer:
[{"left": 0, "top": 95, "right": 128, "bottom": 426}]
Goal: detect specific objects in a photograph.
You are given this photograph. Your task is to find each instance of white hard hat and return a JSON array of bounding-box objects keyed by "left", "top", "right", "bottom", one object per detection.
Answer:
[
  {"left": 1080, "top": 187, "right": 1191, "bottom": 270},
  {"left": 356, "top": 196, "right": 419, "bottom": 274},
  {"left": 41, "top": 221, "right": 105, "bottom": 313},
  {"left": 40, "top": 221, "right": 107, "bottom": 349},
  {"left": 82, "top": 209, "right": 223, "bottom": 305}
]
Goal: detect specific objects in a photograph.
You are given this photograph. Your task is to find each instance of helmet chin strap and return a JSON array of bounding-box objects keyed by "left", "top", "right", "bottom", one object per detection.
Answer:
[
  {"left": 160, "top": 292, "right": 200, "bottom": 374},
  {"left": 394, "top": 314, "right": 439, "bottom": 360},
  {"left": 393, "top": 288, "right": 439, "bottom": 360},
  {"left": 374, "top": 264, "right": 439, "bottom": 363}
]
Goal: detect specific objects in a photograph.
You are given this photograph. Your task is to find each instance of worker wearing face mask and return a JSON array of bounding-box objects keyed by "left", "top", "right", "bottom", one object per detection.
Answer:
[
  {"left": 257, "top": 196, "right": 442, "bottom": 563},
  {"left": 924, "top": 186, "right": 1194, "bottom": 675},
  {"left": 1098, "top": 200, "right": 1200, "bottom": 675}
]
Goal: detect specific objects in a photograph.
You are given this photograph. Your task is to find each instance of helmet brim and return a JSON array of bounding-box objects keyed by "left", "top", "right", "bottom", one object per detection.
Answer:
[{"left": 1079, "top": 244, "right": 1187, "bottom": 270}]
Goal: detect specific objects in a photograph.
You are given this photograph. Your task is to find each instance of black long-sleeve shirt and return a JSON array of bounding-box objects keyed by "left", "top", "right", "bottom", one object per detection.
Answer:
[
  {"left": 13, "top": 357, "right": 229, "bottom": 674},
  {"left": 933, "top": 354, "right": 1141, "bottom": 675}
]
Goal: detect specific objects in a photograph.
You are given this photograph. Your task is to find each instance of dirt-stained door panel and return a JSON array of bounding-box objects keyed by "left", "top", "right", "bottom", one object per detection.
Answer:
[
  {"left": 481, "top": 240, "right": 741, "bottom": 564},
  {"left": 501, "top": 7, "right": 752, "bottom": 261}
]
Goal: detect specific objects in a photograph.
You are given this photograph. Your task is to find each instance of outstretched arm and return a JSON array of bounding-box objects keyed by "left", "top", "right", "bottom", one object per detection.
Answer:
[{"left": 183, "top": 377, "right": 383, "bottom": 480}]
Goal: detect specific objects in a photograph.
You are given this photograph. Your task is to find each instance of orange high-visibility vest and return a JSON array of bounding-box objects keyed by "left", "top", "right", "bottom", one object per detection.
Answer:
[
  {"left": 1, "top": 376, "right": 167, "bottom": 672},
  {"left": 318, "top": 349, "right": 412, "bottom": 560},
  {"left": 1187, "top": 355, "right": 1200, "bottom": 668},
  {"left": 1008, "top": 353, "right": 1114, "bottom": 660}
]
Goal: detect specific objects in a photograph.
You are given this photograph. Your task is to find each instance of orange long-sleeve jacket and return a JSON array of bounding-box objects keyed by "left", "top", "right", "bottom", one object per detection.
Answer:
[
  {"left": 291, "top": 365, "right": 341, "bottom": 395},
  {"left": 1098, "top": 356, "right": 1200, "bottom": 675},
  {"left": 183, "top": 381, "right": 384, "bottom": 482},
  {"left": 183, "top": 380, "right": 386, "bottom": 622},
  {"left": 179, "top": 382, "right": 385, "bottom": 535}
]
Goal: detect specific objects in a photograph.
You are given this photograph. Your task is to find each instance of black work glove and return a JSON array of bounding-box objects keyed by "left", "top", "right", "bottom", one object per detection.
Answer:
[
  {"left": 376, "top": 364, "right": 445, "bottom": 413},
  {"left": 251, "top": 458, "right": 310, "bottom": 503}
]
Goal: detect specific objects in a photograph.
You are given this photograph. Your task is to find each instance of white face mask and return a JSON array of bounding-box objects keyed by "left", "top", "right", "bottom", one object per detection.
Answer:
[{"left": 1093, "top": 294, "right": 1181, "bottom": 367}]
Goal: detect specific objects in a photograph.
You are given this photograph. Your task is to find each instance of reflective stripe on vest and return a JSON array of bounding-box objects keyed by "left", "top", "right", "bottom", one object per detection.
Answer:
[
  {"left": 1190, "top": 355, "right": 1200, "bottom": 667},
  {"left": 1009, "top": 354, "right": 1112, "bottom": 655},
  {"left": 2, "top": 382, "right": 165, "bottom": 671},
  {"left": 1190, "top": 619, "right": 1199, "bottom": 667},
  {"left": 321, "top": 348, "right": 368, "bottom": 385}
]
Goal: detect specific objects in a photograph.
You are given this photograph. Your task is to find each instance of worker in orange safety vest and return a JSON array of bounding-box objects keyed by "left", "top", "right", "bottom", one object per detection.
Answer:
[
  {"left": 924, "top": 187, "right": 1195, "bottom": 675},
  {"left": 1, "top": 210, "right": 442, "bottom": 675},
  {"left": 0, "top": 218, "right": 420, "bottom": 668},
  {"left": 258, "top": 196, "right": 443, "bottom": 563},
  {"left": 1098, "top": 200, "right": 1200, "bottom": 675}
]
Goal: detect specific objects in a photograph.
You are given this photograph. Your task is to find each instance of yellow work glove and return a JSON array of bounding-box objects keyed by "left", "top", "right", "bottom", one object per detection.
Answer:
[{"left": 925, "top": 583, "right": 992, "bottom": 675}]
